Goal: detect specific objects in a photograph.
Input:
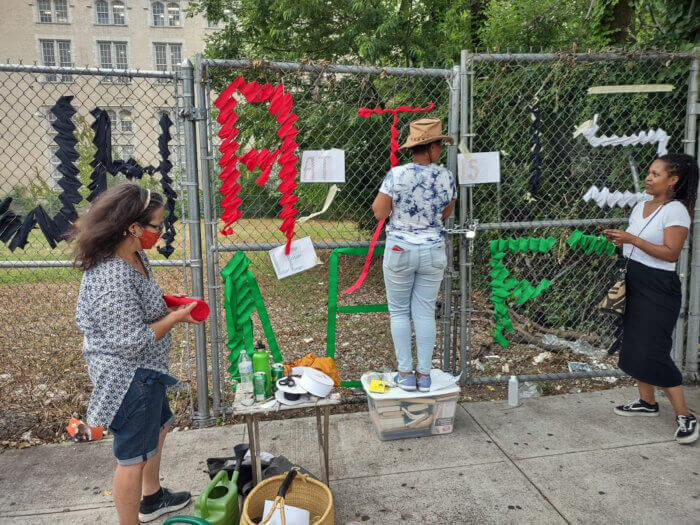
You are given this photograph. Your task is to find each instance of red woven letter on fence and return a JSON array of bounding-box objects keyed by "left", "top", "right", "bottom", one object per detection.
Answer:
[{"left": 214, "top": 77, "right": 299, "bottom": 254}]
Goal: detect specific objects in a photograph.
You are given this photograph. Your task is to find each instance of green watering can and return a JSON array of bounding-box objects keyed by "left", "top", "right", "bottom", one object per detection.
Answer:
[{"left": 164, "top": 461, "right": 241, "bottom": 525}]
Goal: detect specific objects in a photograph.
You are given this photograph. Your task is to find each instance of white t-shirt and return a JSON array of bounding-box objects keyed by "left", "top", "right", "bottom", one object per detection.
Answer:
[{"left": 623, "top": 200, "right": 691, "bottom": 271}]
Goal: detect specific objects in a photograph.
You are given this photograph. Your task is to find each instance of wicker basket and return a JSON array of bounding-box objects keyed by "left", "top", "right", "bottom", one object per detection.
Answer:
[{"left": 240, "top": 472, "right": 334, "bottom": 525}]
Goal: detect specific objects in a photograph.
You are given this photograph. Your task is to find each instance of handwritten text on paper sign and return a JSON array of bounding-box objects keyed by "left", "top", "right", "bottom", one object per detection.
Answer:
[
  {"left": 457, "top": 152, "right": 501, "bottom": 185},
  {"left": 269, "top": 236, "right": 320, "bottom": 279},
  {"left": 300, "top": 149, "right": 345, "bottom": 183}
]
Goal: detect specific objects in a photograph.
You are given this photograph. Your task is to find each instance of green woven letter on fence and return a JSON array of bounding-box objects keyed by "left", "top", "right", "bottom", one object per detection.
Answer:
[
  {"left": 488, "top": 237, "right": 555, "bottom": 349},
  {"left": 221, "top": 252, "right": 282, "bottom": 387},
  {"left": 326, "top": 245, "right": 386, "bottom": 388},
  {"left": 488, "top": 231, "right": 615, "bottom": 349}
]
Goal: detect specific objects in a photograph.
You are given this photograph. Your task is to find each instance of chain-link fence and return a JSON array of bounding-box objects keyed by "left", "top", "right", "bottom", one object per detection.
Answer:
[
  {"left": 194, "top": 58, "right": 459, "bottom": 412},
  {"left": 1, "top": 51, "right": 698, "bottom": 437},
  {"left": 453, "top": 51, "right": 698, "bottom": 387},
  {"left": 0, "top": 63, "right": 200, "bottom": 442}
]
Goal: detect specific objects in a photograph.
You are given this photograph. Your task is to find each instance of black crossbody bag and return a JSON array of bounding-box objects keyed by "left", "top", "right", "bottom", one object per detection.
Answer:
[{"left": 599, "top": 204, "right": 665, "bottom": 316}]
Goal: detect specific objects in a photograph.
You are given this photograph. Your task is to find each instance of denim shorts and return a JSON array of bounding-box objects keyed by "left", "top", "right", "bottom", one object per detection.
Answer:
[{"left": 109, "top": 368, "right": 177, "bottom": 466}]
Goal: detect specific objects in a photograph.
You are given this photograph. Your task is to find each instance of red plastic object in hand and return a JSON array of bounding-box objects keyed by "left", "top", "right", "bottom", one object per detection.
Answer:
[{"left": 163, "top": 295, "right": 210, "bottom": 322}]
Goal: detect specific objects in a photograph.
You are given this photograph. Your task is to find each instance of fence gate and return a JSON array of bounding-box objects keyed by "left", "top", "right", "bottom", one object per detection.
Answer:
[
  {"left": 192, "top": 56, "right": 461, "bottom": 414},
  {"left": 452, "top": 51, "right": 698, "bottom": 387}
]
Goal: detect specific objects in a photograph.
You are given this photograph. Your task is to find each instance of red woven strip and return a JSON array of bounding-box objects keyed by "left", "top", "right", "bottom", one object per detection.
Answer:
[{"left": 345, "top": 101, "right": 435, "bottom": 294}]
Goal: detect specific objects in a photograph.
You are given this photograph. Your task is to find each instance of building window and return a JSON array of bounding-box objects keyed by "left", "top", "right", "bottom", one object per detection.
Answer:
[
  {"left": 39, "top": 0, "right": 52, "bottom": 22},
  {"left": 95, "top": 0, "right": 109, "bottom": 24},
  {"left": 105, "top": 109, "right": 117, "bottom": 131},
  {"left": 55, "top": 0, "right": 68, "bottom": 21},
  {"left": 119, "top": 110, "right": 132, "bottom": 132},
  {"left": 167, "top": 2, "right": 180, "bottom": 26},
  {"left": 96, "top": 0, "right": 126, "bottom": 25},
  {"left": 40, "top": 40, "right": 72, "bottom": 82},
  {"left": 98, "top": 41, "right": 129, "bottom": 82},
  {"left": 48, "top": 145, "right": 61, "bottom": 181},
  {"left": 103, "top": 108, "right": 135, "bottom": 135},
  {"left": 112, "top": 1, "right": 125, "bottom": 24},
  {"left": 120, "top": 144, "right": 135, "bottom": 159},
  {"left": 152, "top": 1, "right": 164, "bottom": 26},
  {"left": 38, "top": 0, "right": 69, "bottom": 23},
  {"left": 152, "top": 1, "right": 180, "bottom": 27},
  {"left": 153, "top": 42, "right": 181, "bottom": 73}
]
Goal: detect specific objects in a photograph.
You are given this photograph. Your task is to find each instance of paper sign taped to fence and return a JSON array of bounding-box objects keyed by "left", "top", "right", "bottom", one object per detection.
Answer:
[
  {"left": 269, "top": 236, "right": 320, "bottom": 279},
  {"left": 300, "top": 149, "right": 345, "bottom": 183},
  {"left": 457, "top": 152, "right": 500, "bottom": 185}
]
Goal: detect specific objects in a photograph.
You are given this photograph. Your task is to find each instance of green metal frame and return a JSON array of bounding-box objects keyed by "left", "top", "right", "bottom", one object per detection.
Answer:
[{"left": 326, "top": 245, "right": 387, "bottom": 388}]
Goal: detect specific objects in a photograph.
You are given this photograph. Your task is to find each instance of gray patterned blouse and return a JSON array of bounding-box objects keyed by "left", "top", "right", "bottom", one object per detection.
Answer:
[{"left": 76, "top": 252, "right": 172, "bottom": 427}]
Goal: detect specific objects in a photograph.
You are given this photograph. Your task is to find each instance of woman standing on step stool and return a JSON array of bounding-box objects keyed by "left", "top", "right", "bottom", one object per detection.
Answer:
[
  {"left": 603, "top": 153, "right": 698, "bottom": 445},
  {"left": 372, "top": 118, "right": 456, "bottom": 393},
  {"left": 73, "top": 183, "right": 203, "bottom": 524}
]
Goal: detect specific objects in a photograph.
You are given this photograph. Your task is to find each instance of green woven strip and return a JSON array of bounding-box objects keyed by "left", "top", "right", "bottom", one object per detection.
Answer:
[
  {"left": 337, "top": 304, "right": 389, "bottom": 314},
  {"left": 341, "top": 380, "right": 362, "bottom": 388},
  {"left": 334, "top": 246, "right": 386, "bottom": 257},
  {"left": 326, "top": 250, "right": 340, "bottom": 359},
  {"left": 246, "top": 271, "right": 282, "bottom": 363},
  {"left": 567, "top": 230, "right": 616, "bottom": 256}
]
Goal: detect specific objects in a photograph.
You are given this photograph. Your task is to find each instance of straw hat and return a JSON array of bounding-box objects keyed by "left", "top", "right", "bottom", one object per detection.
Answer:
[{"left": 398, "top": 118, "right": 454, "bottom": 151}]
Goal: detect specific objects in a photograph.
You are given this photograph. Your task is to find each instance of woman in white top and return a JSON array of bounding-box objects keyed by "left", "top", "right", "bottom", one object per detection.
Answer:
[{"left": 603, "top": 153, "right": 698, "bottom": 444}]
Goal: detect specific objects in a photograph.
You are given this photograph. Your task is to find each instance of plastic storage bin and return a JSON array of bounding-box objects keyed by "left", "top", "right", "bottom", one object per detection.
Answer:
[{"left": 362, "top": 372, "right": 459, "bottom": 441}]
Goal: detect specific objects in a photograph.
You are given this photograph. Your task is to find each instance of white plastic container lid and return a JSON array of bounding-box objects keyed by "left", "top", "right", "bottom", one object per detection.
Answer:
[{"left": 361, "top": 369, "right": 460, "bottom": 401}]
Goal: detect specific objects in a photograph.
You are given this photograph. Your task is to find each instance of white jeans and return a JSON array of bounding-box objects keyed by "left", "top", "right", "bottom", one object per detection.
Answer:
[{"left": 382, "top": 236, "right": 447, "bottom": 375}]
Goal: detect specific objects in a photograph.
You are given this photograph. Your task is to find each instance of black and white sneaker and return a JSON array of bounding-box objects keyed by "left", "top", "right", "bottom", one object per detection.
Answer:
[
  {"left": 138, "top": 487, "right": 191, "bottom": 522},
  {"left": 675, "top": 414, "right": 698, "bottom": 445},
  {"left": 613, "top": 399, "right": 659, "bottom": 417}
]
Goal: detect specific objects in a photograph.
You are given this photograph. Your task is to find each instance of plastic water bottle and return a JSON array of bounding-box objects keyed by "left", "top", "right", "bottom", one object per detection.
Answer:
[
  {"left": 508, "top": 375, "right": 519, "bottom": 407},
  {"left": 238, "top": 351, "right": 254, "bottom": 405}
]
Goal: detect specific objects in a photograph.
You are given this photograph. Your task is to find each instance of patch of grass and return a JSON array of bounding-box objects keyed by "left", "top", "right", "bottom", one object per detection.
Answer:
[{"left": 0, "top": 218, "right": 363, "bottom": 285}]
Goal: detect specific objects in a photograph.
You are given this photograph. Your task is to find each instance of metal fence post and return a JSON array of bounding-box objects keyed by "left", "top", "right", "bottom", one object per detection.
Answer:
[
  {"left": 458, "top": 50, "right": 471, "bottom": 384},
  {"left": 442, "top": 65, "right": 460, "bottom": 371},
  {"left": 684, "top": 49, "right": 699, "bottom": 379},
  {"left": 194, "top": 54, "right": 224, "bottom": 414},
  {"left": 180, "top": 59, "right": 212, "bottom": 425}
]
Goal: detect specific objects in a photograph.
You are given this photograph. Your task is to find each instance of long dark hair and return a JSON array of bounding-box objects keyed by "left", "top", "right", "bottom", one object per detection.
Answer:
[
  {"left": 71, "top": 183, "right": 164, "bottom": 271},
  {"left": 659, "top": 153, "right": 698, "bottom": 212}
]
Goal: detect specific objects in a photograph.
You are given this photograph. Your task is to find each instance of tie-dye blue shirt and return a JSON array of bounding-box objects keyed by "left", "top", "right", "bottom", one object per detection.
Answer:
[{"left": 379, "top": 162, "right": 456, "bottom": 245}]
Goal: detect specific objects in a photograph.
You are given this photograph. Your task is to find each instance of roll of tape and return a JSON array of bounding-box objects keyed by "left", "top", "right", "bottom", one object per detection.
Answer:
[{"left": 298, "top": 367, "right": 334, "bottom": 398}]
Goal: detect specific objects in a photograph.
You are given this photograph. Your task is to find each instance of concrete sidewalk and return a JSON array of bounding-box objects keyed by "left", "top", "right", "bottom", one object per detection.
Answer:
[{"left": 0, "top": 386, "right": 698, "bottom": 524}]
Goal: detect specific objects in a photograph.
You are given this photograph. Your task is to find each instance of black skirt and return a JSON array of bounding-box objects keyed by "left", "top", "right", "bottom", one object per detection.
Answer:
[{"left": 618, "top": 259, "right": 683, "bottom": 388}]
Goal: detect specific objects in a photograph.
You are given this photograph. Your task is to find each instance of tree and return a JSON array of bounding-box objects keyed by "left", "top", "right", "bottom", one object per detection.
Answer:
[
  {"left": 188, "top": 0, "right": 471, "bottom": 67},
  {"left": 478, "top": 0, "right": 612, "bottom": 51},
  {"left": 631, "top": 0, "right": 698, "bottom": 49}
]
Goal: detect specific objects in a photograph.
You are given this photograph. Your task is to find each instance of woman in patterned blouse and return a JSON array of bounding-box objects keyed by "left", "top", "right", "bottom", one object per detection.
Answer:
[
  {"left": 73, "top": 183, "right": 201, "bottom": 524},
  {"left": 372, "top": 118, "right": 456, "bottom": 393}
]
